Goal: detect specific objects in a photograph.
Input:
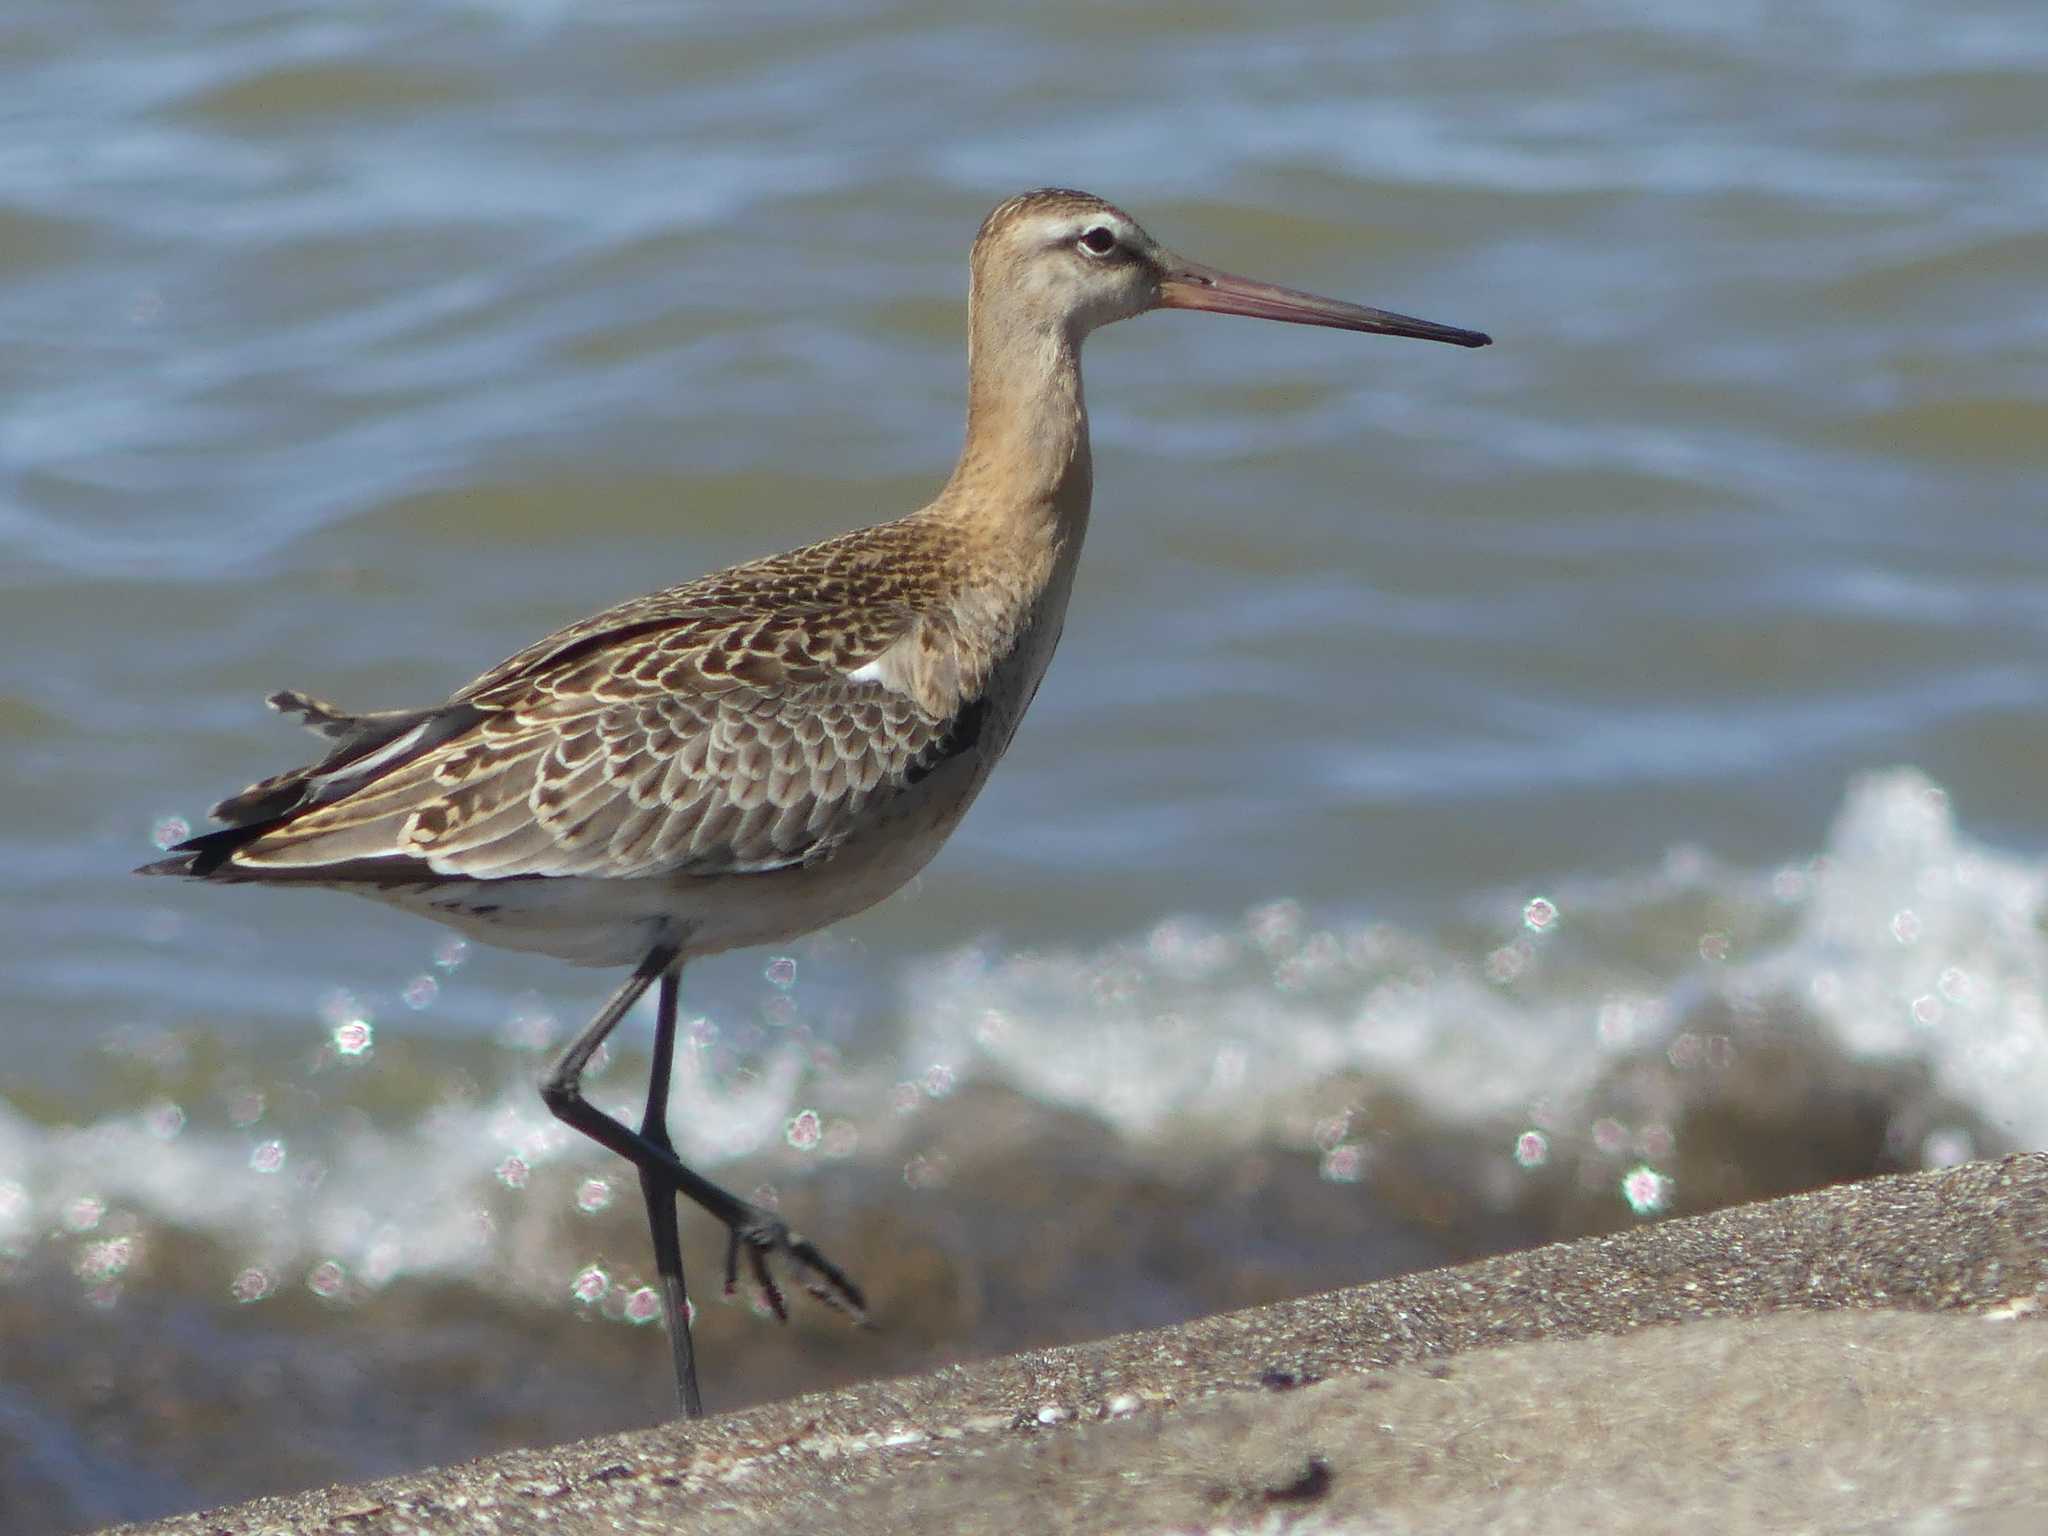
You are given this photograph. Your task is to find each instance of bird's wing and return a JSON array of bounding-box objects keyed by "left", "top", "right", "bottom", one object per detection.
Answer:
[{"left": 210, "top": 527, "right": 980, "bottom": 881}]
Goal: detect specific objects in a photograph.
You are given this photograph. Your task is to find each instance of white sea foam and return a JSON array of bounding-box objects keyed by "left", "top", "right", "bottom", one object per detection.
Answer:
[
  {"left": 1748, "top": 769, "right": 2048, "bottom": 1150},
  {"left": 0, "top": 1038, "right": 812, "bottom": 1300},
  {"left": 901, "top": 767, "right": 2048, "bottom": 1153},
  {"left": 4, "top": 769, "right": 2040, "bottom": 1300}
]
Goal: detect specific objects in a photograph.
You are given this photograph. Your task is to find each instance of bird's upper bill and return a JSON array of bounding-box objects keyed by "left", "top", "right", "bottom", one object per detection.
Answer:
[{"left": 1155, "top": 257, "right": 1491, "bottom": 349}]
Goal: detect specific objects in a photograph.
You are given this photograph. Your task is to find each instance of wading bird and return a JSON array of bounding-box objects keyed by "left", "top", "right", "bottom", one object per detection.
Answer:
[{"left": 141, "top": 189, "right": 1489, "bottom": 1415}]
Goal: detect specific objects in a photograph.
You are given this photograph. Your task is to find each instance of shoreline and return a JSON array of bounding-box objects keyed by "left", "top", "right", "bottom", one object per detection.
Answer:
[{"left": 105, "top": 1153, "right": 2048, "bottom": 1535}]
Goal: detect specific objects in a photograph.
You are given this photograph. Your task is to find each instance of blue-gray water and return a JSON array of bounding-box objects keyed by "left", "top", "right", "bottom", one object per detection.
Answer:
[{"left": 4, "top": 2, "right": 2045, "bottom": 1528}]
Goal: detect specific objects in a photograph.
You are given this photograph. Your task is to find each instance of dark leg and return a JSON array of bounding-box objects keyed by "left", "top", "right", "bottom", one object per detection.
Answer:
[
  {"left": 539, "top": 944, "right": 867, "bottom": 1412},
  {"left": 638, "top": 967, "right": 703, "bottom": 1417}
]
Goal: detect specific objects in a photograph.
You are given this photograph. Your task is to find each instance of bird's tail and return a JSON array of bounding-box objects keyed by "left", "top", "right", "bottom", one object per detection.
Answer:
[
  {"left": 135, "top": 823, "right": 272, "bottom": 880},
  {"left": 134, "top": 689, "right": 478, "bottom": 882}
]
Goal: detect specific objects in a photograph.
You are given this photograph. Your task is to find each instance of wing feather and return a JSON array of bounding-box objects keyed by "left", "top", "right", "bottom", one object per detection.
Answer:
[{"left": 190, "top": 517, "right": 992, "bottom": 883}]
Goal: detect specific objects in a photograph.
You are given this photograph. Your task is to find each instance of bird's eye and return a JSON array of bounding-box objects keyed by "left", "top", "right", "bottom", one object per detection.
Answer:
[{"left": 1077, "top": 226, "right": 1117, "bottom": 257}]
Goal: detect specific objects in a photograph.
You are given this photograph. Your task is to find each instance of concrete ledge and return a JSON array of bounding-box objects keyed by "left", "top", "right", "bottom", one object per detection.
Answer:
[{"left": 107, "top": 1154, "right": 2048, "bottom": 1535}]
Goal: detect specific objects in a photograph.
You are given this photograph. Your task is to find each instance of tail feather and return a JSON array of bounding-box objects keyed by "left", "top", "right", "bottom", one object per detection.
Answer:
[
  {"left": 270, "top": 689, "right": 377, "bottom": 739},
  {"left": 209, "top": 695, "right": 465, "bottom": 827},
  {"left": 137, "top": 690, "right": 485, "bottom": 881},
  {"left": 136, "top": 822, "right": 272, "bottom": 879}
]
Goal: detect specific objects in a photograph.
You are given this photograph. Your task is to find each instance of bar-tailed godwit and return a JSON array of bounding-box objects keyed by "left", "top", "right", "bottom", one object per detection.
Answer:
[{"left": 141, "top": 189, "right": 1490, "bottom": 1416}]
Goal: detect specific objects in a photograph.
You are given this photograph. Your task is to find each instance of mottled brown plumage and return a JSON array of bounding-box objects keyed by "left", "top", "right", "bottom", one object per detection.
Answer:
[
  {"left": 207, "top": 518, "right": 983, "bottom": 885},
  {"left": 139, "top": 188, "right": 1488, "bottom": 1417}
]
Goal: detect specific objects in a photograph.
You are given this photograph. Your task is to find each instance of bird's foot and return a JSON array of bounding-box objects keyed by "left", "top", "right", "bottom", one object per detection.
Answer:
[{"left": 721, "top": 1205, "right": 869, "bottom": 1326}]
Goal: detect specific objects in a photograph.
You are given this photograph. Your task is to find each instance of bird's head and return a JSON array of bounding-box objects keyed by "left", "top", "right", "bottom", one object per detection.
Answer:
[{"left": 970, "top": 188, "right": 1491, "bottom": 350}]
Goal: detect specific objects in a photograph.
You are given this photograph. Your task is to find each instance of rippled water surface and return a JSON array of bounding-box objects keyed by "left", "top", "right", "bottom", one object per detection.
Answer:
[{"left": 4, "top": 1, "right": 2045, "bottom": 1528}]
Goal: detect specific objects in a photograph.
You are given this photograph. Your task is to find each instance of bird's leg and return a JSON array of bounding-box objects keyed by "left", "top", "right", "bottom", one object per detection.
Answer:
[
  {"left": 637, "top": 966, "right": 704, "bottom": 1417},
  {"left": 538, "top": 944, "right": 869, "bottom": 1406}
]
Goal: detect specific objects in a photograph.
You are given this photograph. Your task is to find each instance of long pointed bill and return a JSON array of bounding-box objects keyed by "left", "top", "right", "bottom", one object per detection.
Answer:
[{"left": 1157, "top": 257, "right": 1491, "bottom": 348}]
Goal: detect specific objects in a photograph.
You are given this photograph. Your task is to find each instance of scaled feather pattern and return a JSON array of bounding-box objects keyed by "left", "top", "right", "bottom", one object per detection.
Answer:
[{"left": 173, "top": 518, "right": 995, "bottom": 884}]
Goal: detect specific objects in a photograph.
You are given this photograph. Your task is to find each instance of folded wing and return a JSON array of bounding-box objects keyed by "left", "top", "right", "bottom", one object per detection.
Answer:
[
  {"left": 154, "top": 523, "right": 981, "bottom": 884},
  {"left": 236, "top": 667, "right": 959, "bottom": 879}
]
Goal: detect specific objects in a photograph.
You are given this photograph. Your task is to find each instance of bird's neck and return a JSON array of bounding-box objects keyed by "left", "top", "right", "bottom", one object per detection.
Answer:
[
  {"left": 880, "top": 297, "right": 1097, "bottom": 717},
  {"left": 935, "top": 301, "right": 1094, "bottom": 557}
]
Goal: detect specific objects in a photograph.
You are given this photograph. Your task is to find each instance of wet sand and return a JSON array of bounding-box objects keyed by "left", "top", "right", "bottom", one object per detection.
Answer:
[{"left": 103, "top": 1153, "right": 2048, "bottom": 1535}]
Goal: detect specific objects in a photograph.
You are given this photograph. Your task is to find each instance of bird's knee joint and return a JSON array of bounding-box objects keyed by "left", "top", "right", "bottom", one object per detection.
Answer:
[{"left": 538, "top": 1076, "right": 578, "bottom": 1116}]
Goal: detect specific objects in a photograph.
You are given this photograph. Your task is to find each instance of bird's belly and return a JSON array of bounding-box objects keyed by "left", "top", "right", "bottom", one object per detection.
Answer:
[{"left": 669, "top": 743, "right": 992, "bottom": 956}]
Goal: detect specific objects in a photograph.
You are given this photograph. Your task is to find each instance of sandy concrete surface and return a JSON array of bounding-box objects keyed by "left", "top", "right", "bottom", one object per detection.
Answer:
[{"left": 103, "top": 1154, "right": 2048, "bottom": 1536}]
